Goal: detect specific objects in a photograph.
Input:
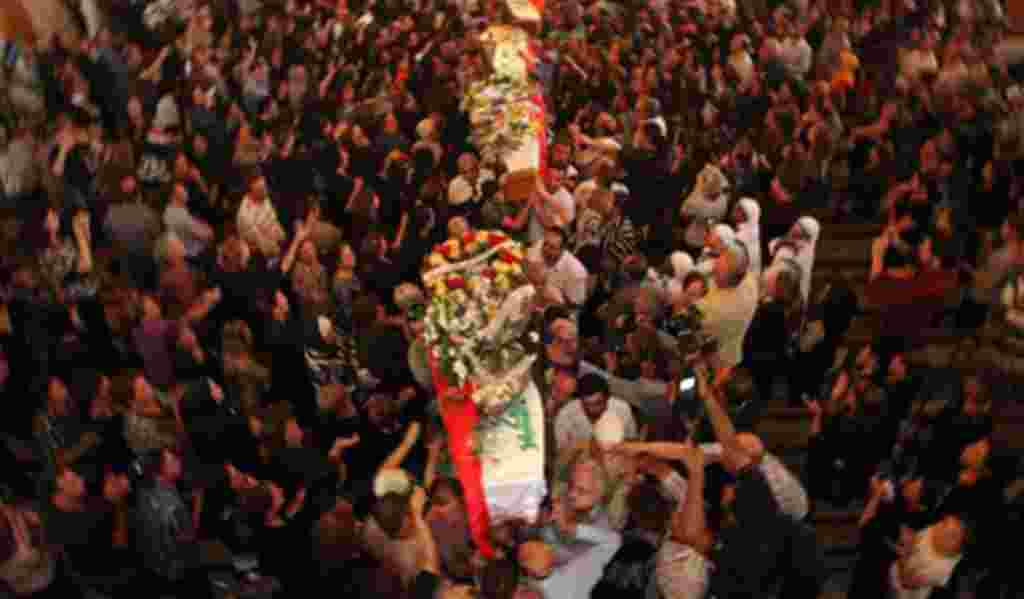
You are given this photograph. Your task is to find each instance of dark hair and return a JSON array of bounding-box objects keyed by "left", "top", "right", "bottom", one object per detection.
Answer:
[
  {"left": 682, "top": 271, "right": 707, "bottom": 290},
  {"left": 1006, "top": 212, "right": 1024, "bottom": 239},
  {"left": 882, "top": 245, "right": 914, "bottom": 270},
  {"left": 722, "top": 367, "right": 758, "bottom": 408},
  {"left": 314, "top": 504, "right": 361, "bottom": 565},
  {"left": 576, "top": 244, "right": 604, "bottom": 273},
  {"left": 428, "top": 477, "right": 464, "bottom": 508},
  {"left": 238, "top": 483, "right": 274, "bottom": 516},
  {"left": 479, "top": 558, "right": 520, "bottom": 599},
  {"left": 351, "top": 293, "right": 383, "bottom": 332},
  {"left": 372, "top": 492, "right": 411, "bottom": 538},
  {"left": 891, "top": 200, "right": 915, "bottom": 223},
  {"left": 627, "top": 477, "right": 672, "bottom": 532},
  {"left": 544, "top": 226, "right": 569, "bottom": 247},
  {"left": 0, "top": 511, "right": 15, "bottom": 564}
]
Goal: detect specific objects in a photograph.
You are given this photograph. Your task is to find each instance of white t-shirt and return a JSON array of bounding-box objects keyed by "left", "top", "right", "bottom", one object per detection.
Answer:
[
  {"left": 236, "top": 196, "right": 284, "bottom": 255},
  {"left": 527, "top": 242, "right": 589, "bottom": 306},
  {"left": 554, "top": 397, "right": 638, "bottom": 453},
  {"left": 889, "top": 526, "right": 962, "bottom": 599},
  {"left": 528, "top": 186, "right": 576, "bottom": 242}
]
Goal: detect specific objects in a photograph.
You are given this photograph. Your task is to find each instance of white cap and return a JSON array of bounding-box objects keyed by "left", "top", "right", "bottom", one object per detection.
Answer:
[
  {"left": 593, "top": 411, "right": 625, "bottom": 445},
  {"left": 374, "top": 469, "right": 413, "bottom": 497}
]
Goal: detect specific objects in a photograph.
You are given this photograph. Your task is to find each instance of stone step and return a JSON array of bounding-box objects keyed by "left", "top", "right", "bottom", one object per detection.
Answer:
[
  {"left": 813, "top": 508, "right": 861, "bottom": 550},
  {"left": 814, "top": 236, "right": 873, "bottom": 268},
  {"left": 756, "top": 404, "right": 812, "bottom": 452}
]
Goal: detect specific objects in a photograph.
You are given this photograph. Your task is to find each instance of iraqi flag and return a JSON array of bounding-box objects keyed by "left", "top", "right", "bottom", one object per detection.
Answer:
[{"left": 429, "top": 357, "right": 547, "bottom": 559}]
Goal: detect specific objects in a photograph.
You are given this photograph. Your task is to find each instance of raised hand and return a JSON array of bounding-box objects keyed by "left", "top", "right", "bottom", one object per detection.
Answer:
[{"left": 677, "top": 442, "right": 705, "bottom": 476}]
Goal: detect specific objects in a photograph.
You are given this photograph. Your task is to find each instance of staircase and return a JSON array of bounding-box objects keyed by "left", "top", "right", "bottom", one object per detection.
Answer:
[{"left": 753, "top": 210, "right": 1024, "bottom": 598}]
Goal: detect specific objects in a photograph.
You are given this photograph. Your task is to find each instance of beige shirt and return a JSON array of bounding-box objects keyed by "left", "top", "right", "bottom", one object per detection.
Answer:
[{"left": 696, "top": 272, "right": 759, "bottom": 368}]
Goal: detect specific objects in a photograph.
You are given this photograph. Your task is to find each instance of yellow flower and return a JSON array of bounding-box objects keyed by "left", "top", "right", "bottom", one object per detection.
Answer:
[
  {"left": 427, "top": 253, "right": 448, "bottom": 269},
  {"left": 496, "top": 274, "right": 512, "bottom": 291},
  {"left": 441, "top": 239, "right": 462, "bottom": 260},
  {"left": 494, "top": 261, "right": 515, "bottom": 274},
  {"left": 432, "top": 282, "right": 448, "bottom": 296}
]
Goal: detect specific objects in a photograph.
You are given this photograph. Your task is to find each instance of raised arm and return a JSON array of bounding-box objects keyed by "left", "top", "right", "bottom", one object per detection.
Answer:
[
  {"left": 72, "top": 212, "right": 93, "bottom": 274},
  {"left": 670, "top": 446, "right": 711, "bottom": 554},
  {"left": 378, "top": 421, "right": 422, "bottom": 474},
  {"left": 411, "top": 487, "right": 441, "bottom": 575},
  {"left": 695, "top": 363, "right": 740, "bottom": 453},
  {"left": 183, "top": 287, "right": 222, "bottom": 324},
  {"left": 280, "top": 221, "right": 310, "bottom": 274}
]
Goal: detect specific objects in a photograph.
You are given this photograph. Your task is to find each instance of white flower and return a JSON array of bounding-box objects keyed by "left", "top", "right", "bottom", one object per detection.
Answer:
[{"left": 454, "top": 360, "right": 469, "bottom": 383}]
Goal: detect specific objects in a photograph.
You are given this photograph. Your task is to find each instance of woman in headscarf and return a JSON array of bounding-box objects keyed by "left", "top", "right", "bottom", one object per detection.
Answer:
[
  {"left": 697, "top": 223, "right": 736, "bottom": 275},
  {"left": 680, "top": 163, "right": 731, "bottom": 251},
  {"left": 646, "top": 251, "right": 695, "bottom": 306},
  {"left": 732, "top": 198, "right": 762, "bottom": 274},
  {"left": 767, "top": 216, "right": 820, "bottom": 305}
]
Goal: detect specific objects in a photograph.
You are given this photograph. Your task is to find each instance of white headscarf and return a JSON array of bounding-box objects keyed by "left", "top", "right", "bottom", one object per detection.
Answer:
[
  {"left": 767, "top": 216, "right": 819, "bottom": 303},
  {"left": 735, "top": 198, "right": 762, "bottom": 274},
  {"left": 791, "top": 216, "right": 820, "bottom": 303},
  {"left": 697, "top": 224, "right": 736, "bottom": 274},
  {"left": 649, "top": 251, "right": 696, "bottom": 304},
  {"left": 671, "top": 251, "right": 695, "bottom": 280},
  {"left": 681, "top": 164, "right": 731, "bottom": 249}
]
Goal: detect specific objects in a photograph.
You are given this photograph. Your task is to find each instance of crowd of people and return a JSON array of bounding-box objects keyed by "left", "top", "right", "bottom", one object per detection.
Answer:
[{"left": 0, "top": 0, "right": 1023, "bottom": 597}]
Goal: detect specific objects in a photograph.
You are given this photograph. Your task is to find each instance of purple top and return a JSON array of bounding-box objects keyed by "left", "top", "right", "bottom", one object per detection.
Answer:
[{"left": 133, "top": 319, "right": 177, "bottom": 388}]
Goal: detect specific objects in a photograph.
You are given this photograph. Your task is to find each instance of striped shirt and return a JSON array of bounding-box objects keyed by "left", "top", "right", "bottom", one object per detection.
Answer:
[{"left": 600, "top": 215, "right": 640, "bottom": 269}]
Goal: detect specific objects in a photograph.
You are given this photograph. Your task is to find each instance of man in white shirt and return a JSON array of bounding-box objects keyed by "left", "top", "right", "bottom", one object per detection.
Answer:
[
  {"left": 528, "top": 169, "right": 575, "bottom": 242},
  {"left": 236, "top": 173, "right": 286, "bottom": 258},
  {"left": 447, "top": 152, "right": 494, "bottom": 208},
  {"left": 555, "top": 373, "right": 638, "bottom": 452},
  {"left": 164, "top": 182, "right": 214, "bottom": 258},
  {"left": 527, "top": 227, "right": 588, "bottom": 307}
]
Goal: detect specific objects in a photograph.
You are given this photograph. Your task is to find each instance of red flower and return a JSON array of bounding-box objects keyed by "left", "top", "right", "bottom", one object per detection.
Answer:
[
  {"left": 463, "top": 232, "right": 477, "bottom": 245},
  {"left": 447, "top": 276, "right": 466, "bottom": 290},
  {"left": 482, "top": 267, "right": 497, "bottom": 280},
  {"left": 489, "top": 232, "right": 509, "bottom": 246},
  {"left": 498, "top": 249, "right": 522, "bottom": 264}
]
